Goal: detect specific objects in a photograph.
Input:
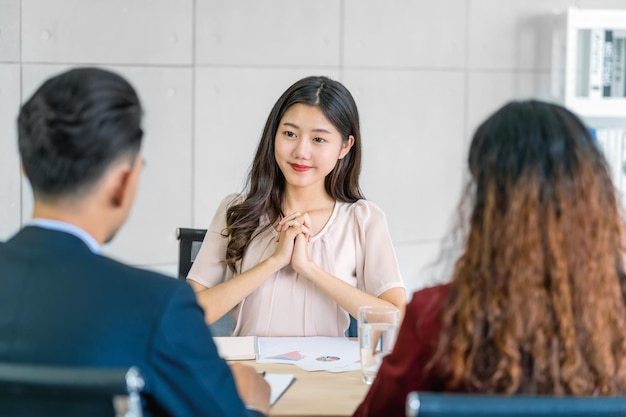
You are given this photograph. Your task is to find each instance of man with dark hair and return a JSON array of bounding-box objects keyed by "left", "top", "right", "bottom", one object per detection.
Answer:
[{"left": 0, "top": 67, "right": 269, "bottom": 416}]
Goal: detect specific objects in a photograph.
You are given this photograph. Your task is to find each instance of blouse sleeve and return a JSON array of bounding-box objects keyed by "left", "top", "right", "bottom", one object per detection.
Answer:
[
  {"left": 353, "top": 200, "right": 405, "bottom": 296},
  {"left": 186, "top": 194, "right": 240, "bottom": 288}
]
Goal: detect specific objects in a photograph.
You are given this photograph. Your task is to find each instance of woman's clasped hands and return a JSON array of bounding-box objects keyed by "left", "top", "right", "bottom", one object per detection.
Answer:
[{"left": 274, "top": 211, "right": 313, "bottom": 272}]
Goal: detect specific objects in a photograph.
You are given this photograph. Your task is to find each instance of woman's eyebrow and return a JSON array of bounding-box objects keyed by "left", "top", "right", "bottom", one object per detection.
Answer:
[
  {"left": 312, "top": 128, "right": 333, "bottom": 134},
  {"left": 282, "top": 121, "right": 333, "bottom": 134},
  {"left": 282, "top": 122, "right": 299, "bottom": 129}
]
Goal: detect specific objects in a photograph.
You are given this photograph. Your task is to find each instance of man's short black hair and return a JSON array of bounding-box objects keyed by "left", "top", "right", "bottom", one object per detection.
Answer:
[{"left": 18, "top": 67, "right": 143, "bottom": 200}]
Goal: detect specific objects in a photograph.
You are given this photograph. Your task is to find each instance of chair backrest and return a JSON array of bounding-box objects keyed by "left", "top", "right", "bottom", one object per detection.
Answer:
[
  {"left": 176, "top": 227, "right": 208, "bottom": 278},
  {"left": 176, "top": 227, "right": 235, "bottom": 336},
  {"left": 406, "top": 391, "right": 626, "bottom": 417},
  {"left": 0, "top": 362, "right": 144, "bottom": 417},
  {"left": 347, "top": 315, "right": 358, "bottom": 338}
]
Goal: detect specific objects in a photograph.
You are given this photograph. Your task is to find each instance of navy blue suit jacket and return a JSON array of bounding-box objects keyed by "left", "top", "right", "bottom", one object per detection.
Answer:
[{"left": 0, "top": 226, "right": 261, "bottom": 417}]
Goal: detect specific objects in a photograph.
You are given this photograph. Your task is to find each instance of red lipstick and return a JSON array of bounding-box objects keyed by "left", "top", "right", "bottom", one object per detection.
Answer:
[{"left": 290, "top": 164, "right": 311, "bottom": 172}]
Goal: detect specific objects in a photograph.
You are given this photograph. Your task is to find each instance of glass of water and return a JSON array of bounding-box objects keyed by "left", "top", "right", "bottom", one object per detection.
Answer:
[{"left": 357, "top": 305, "right": 399, "bottom": 384}]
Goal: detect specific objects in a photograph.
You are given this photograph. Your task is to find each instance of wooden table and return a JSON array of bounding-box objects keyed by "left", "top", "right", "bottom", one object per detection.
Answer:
[{"left": 241, "top": 360, "right": 369, "bottom": 417}]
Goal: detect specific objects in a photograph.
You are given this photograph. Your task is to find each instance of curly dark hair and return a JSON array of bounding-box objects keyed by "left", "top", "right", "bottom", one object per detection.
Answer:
[{"left": 431, "top": 100, "right": 626, "bottom": 395}]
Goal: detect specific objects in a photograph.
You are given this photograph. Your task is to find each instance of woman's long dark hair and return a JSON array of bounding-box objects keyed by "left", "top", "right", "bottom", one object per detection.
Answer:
[
  {"left": 223, "top": 76, "right": 364, "bottom": 272},
  {"left": 431, "top": 100, "right": 626, "bottom": 395}
]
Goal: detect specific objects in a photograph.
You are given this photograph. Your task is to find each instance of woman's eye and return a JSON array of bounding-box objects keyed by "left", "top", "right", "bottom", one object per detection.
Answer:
[
  {"left": 284, "top": 131, "right": 296, "bottom": 138},
  {"left": 313, "top": 137, "right": 326, "bottom": 143}
]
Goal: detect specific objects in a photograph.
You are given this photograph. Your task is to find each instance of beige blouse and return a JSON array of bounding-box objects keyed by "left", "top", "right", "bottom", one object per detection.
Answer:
[{"left": 187, "top": 194, "right": 404, "bottom": 337}]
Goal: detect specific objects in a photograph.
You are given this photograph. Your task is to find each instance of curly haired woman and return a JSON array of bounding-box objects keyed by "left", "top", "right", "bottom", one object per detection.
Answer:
[{"left": 354, "top": 99, "right": 626, "bottom": 416}]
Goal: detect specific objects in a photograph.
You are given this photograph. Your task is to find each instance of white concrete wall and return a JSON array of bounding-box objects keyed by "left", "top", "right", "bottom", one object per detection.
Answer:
[{"left": 2, "top": 0, "right": 625, "bottom": 295}]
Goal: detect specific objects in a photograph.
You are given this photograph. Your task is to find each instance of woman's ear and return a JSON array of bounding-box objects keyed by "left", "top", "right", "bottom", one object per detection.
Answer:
[{"left": 339, "top": 135, "right": 355, "bottom": 160}]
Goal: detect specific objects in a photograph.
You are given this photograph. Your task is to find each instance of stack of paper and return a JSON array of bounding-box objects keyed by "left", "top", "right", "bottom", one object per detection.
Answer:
[{"left": 213, "top": 336, "right": 257, "bottom": 360}]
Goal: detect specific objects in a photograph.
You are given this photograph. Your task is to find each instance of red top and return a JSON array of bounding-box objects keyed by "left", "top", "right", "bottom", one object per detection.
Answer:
[{"left": 353, "top": 283, "right": 451, "bottom": 417}]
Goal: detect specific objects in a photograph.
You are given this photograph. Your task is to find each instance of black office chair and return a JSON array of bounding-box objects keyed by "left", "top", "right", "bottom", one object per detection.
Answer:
[
  {"left": 0, "top": 362, "right": 144, "bottom": 417},
  {"left": 175, "top": 227, "right": 358, "bottom": 337},
  {"left": 405, "top": 391, "right": 626, "bottom": 417},
  {"left": 177, "top": 227, "right": 236, "bottom": 336},
  {"left": 176, "top": 227, "right": 208, "bottom": 278}
]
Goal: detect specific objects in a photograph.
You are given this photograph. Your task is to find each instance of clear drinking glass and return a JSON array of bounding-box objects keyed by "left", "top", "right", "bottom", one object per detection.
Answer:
[{"left": 357, "top": 305, "right": 399, "bottom": 384}]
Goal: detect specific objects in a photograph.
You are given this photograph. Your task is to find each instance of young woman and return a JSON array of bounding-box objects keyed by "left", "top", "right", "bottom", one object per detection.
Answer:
[
  {"left": 187, "top": 76, "right": 406, "bottom": 336},
  {"left": 354, "top": 100, "right": 626, "bottom": 416}
]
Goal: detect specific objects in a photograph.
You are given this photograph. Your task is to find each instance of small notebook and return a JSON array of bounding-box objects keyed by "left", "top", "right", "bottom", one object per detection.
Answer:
[
  {"left": 213, "top": 336, "right": 258, "bottom": 360},
  {"left": 264, "top": 373, "right": 296, "bottom": 406}
]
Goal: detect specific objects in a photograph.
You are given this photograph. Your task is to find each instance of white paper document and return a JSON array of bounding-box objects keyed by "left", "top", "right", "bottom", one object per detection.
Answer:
[
  {"left": 257, "top": 337, "right": 361, "bottom": 372},
  {"left": 213, "top": 336, "right": 257, "bottom": 360},
  {"left": 264, "top": 373, "right": 295, "bottom": 405}
]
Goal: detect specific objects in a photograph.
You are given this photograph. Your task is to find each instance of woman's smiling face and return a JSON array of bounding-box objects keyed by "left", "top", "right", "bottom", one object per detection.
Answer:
[{"left": 274, "top": 103, "right": 353, "bottom": 192}]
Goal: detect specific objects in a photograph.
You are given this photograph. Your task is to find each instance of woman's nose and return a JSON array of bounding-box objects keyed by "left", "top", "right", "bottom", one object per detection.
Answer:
[{"left": 293, "top": 138, "right": 311, "bottom": 158}]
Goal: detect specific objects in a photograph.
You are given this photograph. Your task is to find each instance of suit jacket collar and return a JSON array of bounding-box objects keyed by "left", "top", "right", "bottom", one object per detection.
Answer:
[
  {"left": 28, "top": 219, "right": 101, "bottom": 253},
  {"left": 8, "top": 226, "right": 96, "bottom": 256}
]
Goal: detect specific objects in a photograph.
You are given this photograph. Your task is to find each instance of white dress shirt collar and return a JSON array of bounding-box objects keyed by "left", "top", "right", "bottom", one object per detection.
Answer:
[{"left": 28, "top": 218, "right": 102, "bottom": 254}]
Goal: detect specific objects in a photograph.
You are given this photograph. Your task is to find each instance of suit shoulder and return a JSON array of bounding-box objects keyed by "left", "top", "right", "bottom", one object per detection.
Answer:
[{"left": 95, "top": 255, "right": 186, "bottom": 291}]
